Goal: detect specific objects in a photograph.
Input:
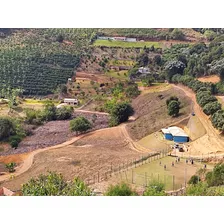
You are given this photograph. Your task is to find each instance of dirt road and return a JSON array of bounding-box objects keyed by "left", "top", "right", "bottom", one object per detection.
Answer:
[
  {"left": 0, "top": 122, "right": 150, "bottom": 183},
  {"left": 173, "top": 85, "right": 224, "bottom": 156}
]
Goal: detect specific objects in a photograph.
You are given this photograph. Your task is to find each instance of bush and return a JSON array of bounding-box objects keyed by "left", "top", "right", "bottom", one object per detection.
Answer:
[
  {"left": 167, "top": 100, "right": 180, "bottom": 117},
  {"left": 188, "top": 175, "right": 201, "bottom": 185},
  {"left": 0, "top": 117, "right": 15, "bottom": 140},
  {"left": 143, "top": 181, "right": 166, "bottom": 196},
  {"left": 203, "top": 101, "right": 221, "bottom": 115},
  {"left": 9, "top": 135, "right": 22, "bottom": 148},
  {"left": 5, "top": 162, "right": 16, "bottom": 173},
  {"left": 21, "top": 172, "right": 93, "bottom": 196},
  {"left": 105, "top": 183, "right": 138, "bottom": 196},
  {"left": 55, "top": 106, "right": 73, "bottom": 120},
  {"left": 70, "top": 116, "right": 92, "bottom": 134},
  {"left": 109, "top": 102, "right": 134, "bottom": 126},
  {"left": 205, "top": 163, "right": 224, "bottom": 187},
  {"left": 166, "top": 96, "right": 180, "bottom": 106}
]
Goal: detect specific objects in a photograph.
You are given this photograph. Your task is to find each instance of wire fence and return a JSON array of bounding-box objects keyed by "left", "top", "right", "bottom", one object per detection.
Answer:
[{"left": 85, "top": 148, "right": 171, "bottom": 186}]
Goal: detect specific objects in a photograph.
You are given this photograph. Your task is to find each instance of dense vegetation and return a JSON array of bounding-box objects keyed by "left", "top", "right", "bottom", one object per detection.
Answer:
[
  {"left": 0, "top": 28, "right": 96, "bottom": 96},
  {"left": 70, "top": 116, "right": 92, "bottom": 134},
  {"left": 21, "top": 172, "right": 94, "bottom": 196}
]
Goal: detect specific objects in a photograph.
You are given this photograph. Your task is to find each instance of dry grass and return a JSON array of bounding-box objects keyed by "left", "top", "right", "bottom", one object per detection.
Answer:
[
  {"left": 0, "top": 127, "right": 142, "bottom": 191},
  {"left": 126, "top": 87, "right": 192, "bottom": 140},
  {"left": 197, "top": 75, "right": 220, "bottom": 83}
]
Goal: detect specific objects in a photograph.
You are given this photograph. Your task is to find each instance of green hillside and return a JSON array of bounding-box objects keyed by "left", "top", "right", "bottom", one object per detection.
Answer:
[{"left": 0, "top": 28, "right": 96, "bottom": 96}]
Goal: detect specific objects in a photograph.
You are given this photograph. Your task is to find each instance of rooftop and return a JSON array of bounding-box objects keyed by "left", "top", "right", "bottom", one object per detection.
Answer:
[{"left": 161, "top": 126, "right": 188, "bottom": 137}]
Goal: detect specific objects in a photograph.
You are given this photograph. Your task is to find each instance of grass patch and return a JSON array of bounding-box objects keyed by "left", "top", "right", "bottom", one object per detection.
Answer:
[
  {"left": 119, "top": 157, "right": 213, "bottom": 191},
  {"left": 105, "top": 70, "right": 129, "bottom": 80},
  {"left": 108, "top": 59, "right": 135, "bottom": 66},
  {"left": 93, "top": 40, "right": 161, "bottom": 48}
]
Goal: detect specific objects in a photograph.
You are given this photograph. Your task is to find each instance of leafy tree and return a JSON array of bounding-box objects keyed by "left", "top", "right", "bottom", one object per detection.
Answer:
[
  {"left": 5, "top": 162, "right": 16, "bottom": 173},
  {"left": 55, "top": 106, "right": 73, "bottom": 120},
  {"left": 166, "top": 96, "right": 180, "bottom": 106},
  {"left": 203, "top": 101, "right": 221, "bottom": 115},
  {"left": 171, "top": 28, "right": 185, "bottom": 40},
  {"left": 211, "top": 110, "right": 224, "bottom": 131},
  {"left": 188, "top": 175, "right": 201, "bottom": 185},
  {"left": 167, "top": 100, "right": 180, "bottom": 117},
  {"left": 109, "top": 102, "right": 134, "bottom": 126},
  {"left": 9, "top": 135, "right": 22, "bottom": 148},
  {"left": 41, "top": 101, "right": 57, "bottom": 121},
  {"left": 21, "top": 172, "right": 94, "bottom": 196},
  {"left": 143, "top": 181, "right": 166, "bottom": 196},
  {"left": 205, "top": 163, "right": 224, "bottom": 187},
  {"left": 70, "top": 116, "right": 92, "bottom": 134},
  {"left": 137, "top": 53, "right": 149, "bottom": 67},
  {"left": 141, "top": 76, "right": 155, "bottom": 87},
  {"left": 56, "top": 34, "right": 64, "bottom": 43},
  {"left": 0, "top": 117, "right": 15, "bottom": 140},
  {"left": 153, "top": 55, "right": 162, "bottom": 65},
  {"left": 105, "top": 182, "right": 138, "bottom": 196},
  {"left": 164, "top": 60, "right": 186, "bottom": 82},
  {"left": 185, "top": 182, "right": 208, "bottom": 196},
  {"left": 125, "top": 84, "right": 140, "bottom": 98}
]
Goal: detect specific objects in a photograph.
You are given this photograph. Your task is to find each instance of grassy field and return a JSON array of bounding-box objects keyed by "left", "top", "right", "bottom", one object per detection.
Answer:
[
  {"left": 105, "top": 70, "right": 129, "bottom": 80},
  {"left": 117, "top": 156, "right": 214, "bottom": 191},
  {"left": 93, "top": 40, "right": 161, "bottom": 48},
  {"left": 137, "top": 132, "right": 173, "bottom": 151},
  {"left": 108, "top": 59, "right": 135, "bottom": 66}
]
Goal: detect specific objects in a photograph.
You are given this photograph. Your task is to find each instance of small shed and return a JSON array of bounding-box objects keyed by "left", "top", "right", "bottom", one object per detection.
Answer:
[
  {"left": 63, "top": 98, "right": 78, "bottom": 105},
  {"left": 161, "top": 126, "right": 189, "bottom": 143}
]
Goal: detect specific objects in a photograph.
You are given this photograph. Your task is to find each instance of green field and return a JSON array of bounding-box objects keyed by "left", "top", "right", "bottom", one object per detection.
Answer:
[
  {"left": 93, "top": 40, "right": 161, "bottom": 48},
  {"left": 109, "top": 59, "right": 135, "bottom": 66},
  {"left": 117, "top": 156, "right": 213, "bottom": 191},
  {"left": 105, "top": 70, "right": 129, "bottom": 80}
]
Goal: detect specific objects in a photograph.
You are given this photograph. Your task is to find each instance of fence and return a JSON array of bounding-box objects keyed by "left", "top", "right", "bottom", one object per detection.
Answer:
[{"left": 85, "top": 148, "right": 171, "bottom": 186}]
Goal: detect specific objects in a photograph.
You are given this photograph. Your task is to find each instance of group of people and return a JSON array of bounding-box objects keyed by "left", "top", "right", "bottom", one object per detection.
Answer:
[
  {"left": 159, "top": 157, "right": 181, "bottom": 170},
  {"left": 186, "top": 158, "right": 194, "bottom": 165}
]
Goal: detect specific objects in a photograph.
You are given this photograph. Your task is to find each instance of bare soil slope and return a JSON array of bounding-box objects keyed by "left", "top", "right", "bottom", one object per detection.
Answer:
[
  {"left": 126, "top": 87, "right": 192, "bottom": 140},
  {"left": 0, "top": 126, "right": 143, "bottom": 191}
]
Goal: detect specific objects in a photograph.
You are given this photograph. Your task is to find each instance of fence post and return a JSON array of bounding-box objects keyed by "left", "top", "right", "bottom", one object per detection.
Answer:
[
  {"left": 132, "top": 169, "right": 134, "bottom": 184},
  {"left": 173, "top": 175, "right": 175, "bottom": 191},
  {"left": 145, "top": 172, "right": 147, "bottom": 187},
  {"left": 135, "top": 159, "right": 136, "bottom": 168}
]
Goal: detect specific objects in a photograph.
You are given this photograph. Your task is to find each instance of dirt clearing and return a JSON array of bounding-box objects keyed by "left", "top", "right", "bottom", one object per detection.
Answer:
[
  {"left": 0, "top": 126, "right": 143, "bottom": 191},
  {"left": 198, "top": 75, "right": 220, "bottom": 83}
]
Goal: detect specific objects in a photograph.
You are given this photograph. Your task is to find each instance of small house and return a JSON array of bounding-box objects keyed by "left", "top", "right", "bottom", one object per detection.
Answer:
[
  {"left": 126, "top": 38, "right": 137, "bottom": 42},
  {"left": 114, "top": 37, "right": 127, "bottom": 41},
  {"left": 161, "top": 126, "right": 189, "bottom": 143},
  {"left": 63, "top": 98, "right": 78, "bottom": 105},
  {"left": 138, "top": 67, "right": 150, "bottom": 74}
]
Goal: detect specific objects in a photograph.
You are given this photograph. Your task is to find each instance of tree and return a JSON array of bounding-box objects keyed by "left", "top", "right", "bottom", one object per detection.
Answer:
[
  {"left": 41, "top": 101, "right": 57, "bottom": 121},
  {"left": 203, "top": 101, "right": 221, "bottom": 115},
  {"left": 55, "top": 106, "right": 73, "bottom": 120},
  {"left": 70, "top": 116, "right": 92, "bottom": 134},
  {"left": 56, "top": 34, "right": 64, "bottom": 43},
  {"left": 185, "top": 182, "right": 208, "bottom": 196},
  {"left": 143, "top": 181, "right": 166, "bottom": 196},
  {"left": 166, "top": 96, "right": 180, "bottom": 106},
  {"left": 171, "top": 28, "right": 185, "bottom": 40},
  {"left": 188, "top": 175, "right": 201, "bottom": 185},
  {"left": 167, "top": 100, "right": 180, "bottom": 117},
  {"left": 141, "top": 76, "right": 155, "bottom": 87},
  {"left": 0, "top": 117, "right": 15, "bottom": 140},
  {"left": 105, "top": 183, "right": 138, "bottom": 196},
  {"left": 109, "top": 102, "right": 134, "bottom": 126},
  {"left": 5, "top": 162, "right": 16, "bottom": 173},
  {"left": 205, "top": 163, "right": 224, "bottom": 187},
  {"left": 211, "top": 110, "right": 224, "bottom": 131},
  {"left": 125, "top": 84, "right": 140, "bottom": 98},
  {"left": 164, "top": 60, "right": 186, "bottom": 82},
  {"left": 21, "top": 172, "right": 94, "bottom": 196}
]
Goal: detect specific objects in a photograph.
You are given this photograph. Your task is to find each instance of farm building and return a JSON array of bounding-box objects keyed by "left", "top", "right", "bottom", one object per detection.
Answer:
[
  {"left": 161, "top": 126, "right": 189, "bottom": 143},
  {"left": 138, "top": 67, "right": 150, "bottom": 74},
  {"left": 97, "top": 36, "right": 114, "bottom": 40},
  {"left": 63, "top": 98, "right": 79, "bottom": 105},
  {"left": 114, "top": 37, "right": 127, "bottom": 41},
  {"left": 126, "top": 38, "right": 137, "bottom": 42}
]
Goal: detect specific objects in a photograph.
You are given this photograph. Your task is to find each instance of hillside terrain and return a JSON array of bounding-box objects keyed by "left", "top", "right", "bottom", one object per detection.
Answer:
[{"left": 0, "top": 28, "right": 224, "bottom": 196}]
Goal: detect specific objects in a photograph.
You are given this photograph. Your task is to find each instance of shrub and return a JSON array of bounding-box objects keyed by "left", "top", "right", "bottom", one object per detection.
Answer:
[
  {"left": 70, "top": 116, "right": 92, "bottom": 134},
  {"left": 203, "top": 101, "right": 221, "bottom": 115},
  {"left": 105, "top": 183, "right": 138, "bottom": 196},
  {"left": 9, "top": 135, "right": 22, "bottom": 148},
  {"left": 188, "top": 175, "right": 201, "bottom": 185},
  {"left": 55, "top": 106, "right": 73, "bottom": 120},
  {"left": 0, "top": 117, "right": 15, "bottom": 140},
  {"left": 5, "top": 162, "right": 16, "bottom": 173},
  {"left": 143, "top": 180, "right": 166, "bottom": 196},
  {"left": 205, "top": 163, "right": 224, "bottom": 187},
  {"left": 167, "top": 100, "right": 180, "bottom": 117}
]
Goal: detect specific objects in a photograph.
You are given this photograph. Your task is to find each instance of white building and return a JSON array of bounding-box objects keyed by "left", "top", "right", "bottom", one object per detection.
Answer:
[
  {"left": 138, "top": 67, "right": 150, "bottom": 74},
  {"left": 63, "top": 98, "right": 78, "bottom": 105}
]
